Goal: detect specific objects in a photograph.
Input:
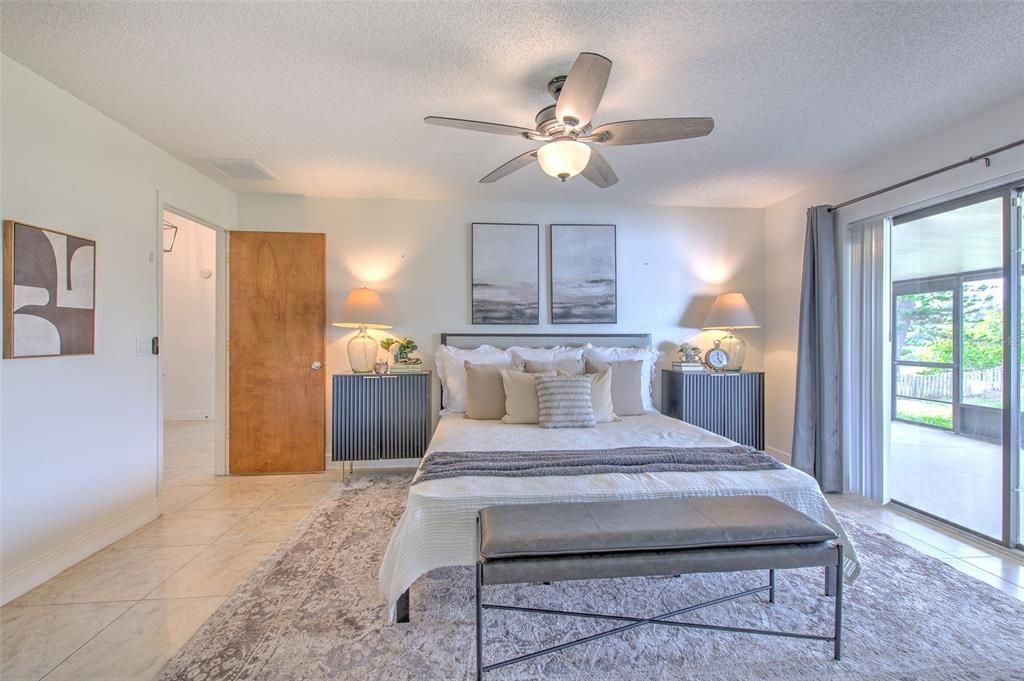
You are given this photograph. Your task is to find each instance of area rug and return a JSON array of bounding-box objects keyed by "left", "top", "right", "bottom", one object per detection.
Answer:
[{"left": 160, "top": 475, "right": 1024, "bottom": 680}]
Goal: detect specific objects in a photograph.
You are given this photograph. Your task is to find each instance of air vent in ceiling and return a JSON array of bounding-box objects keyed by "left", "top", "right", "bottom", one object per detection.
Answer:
[{"left": 202, "top": 158, "right": 279, "bottom": 181}]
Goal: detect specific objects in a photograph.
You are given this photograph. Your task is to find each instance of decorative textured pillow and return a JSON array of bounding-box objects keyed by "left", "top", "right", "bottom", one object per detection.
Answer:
[
  {"left": 500, "top": 370, "right": 556, "bottom": 424},
  {"left": 584, "top": 345, "right": 658, "bottom": 409},
  {"left": 464, "top": 361, "right": 523, "bottom": 420},
  {"left": 535, "top": 374, "right": 596, "bottom": 429},
  {"left": 522, "top": 357, "right": 585, "bottom": 374},
  {"left": 507, "top": 346, "right": 585, "bottom": 363},
  {"left": 436, "top": 345, "right": 511, "bottom": 412},
  {"left": 586, "top": 358, "right": 645, "bottom": 416},
  {"left": 589, "top": 369, "right": 617, "bottom": 423}
]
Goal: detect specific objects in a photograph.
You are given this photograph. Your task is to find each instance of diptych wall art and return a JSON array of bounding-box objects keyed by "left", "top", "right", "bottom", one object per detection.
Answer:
[
  {"left": 3, "top": 221, "right": 96, "bottom": 358},
  {"left": 471, "top": 223, "right": 540, "bottom": 325},
  {"left": 550, "top": 223, "right": 617, "bottom": 324}
]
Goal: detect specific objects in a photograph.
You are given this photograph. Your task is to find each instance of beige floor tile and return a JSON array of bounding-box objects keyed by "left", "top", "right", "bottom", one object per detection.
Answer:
[
  {"left": 11, "top": 546, "right": 204, "bottom": 606},
  {"left": 0, "top": 602, "right": 131, "bottom": 681},
  {"left": 160, "top": 485, "right": 216, "bottom": 513},
  {"left": 185, "top": 485, "right": 278, "bottom": 510},
  {"left": 214, "top": 506, "right": 311, "bottom": 544},
  {"left": 963, "top": 555, "right": 1024, "bottom": 588},
  {"left": 940, "top": 558, "right": 1024, "bottom": 602},
  {"left": 163, "top": 466, "right": 220, "bottom": 487},
  {"left": 42, "top": 596, "right": 224, "bottom": 681},
  {"left": 145, "top": 542, "right": 279, "bottom": 599},
  {"left": 117, "top": 509, "right": 251, "bottom": 548},
  {"left": 262, "top": 481, "right": 340, "bottom": 508}
]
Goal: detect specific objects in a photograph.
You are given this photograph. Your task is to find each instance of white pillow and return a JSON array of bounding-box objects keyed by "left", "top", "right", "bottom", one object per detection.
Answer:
[
  {"left": 508, "top": 345, "right": 585, "bottom": 362},
  {"left": 590, "top": 369, "right": 617, "bottom": 423},
  {"left": 583, "top": 345, "right": 658, "bottom": 410},
  {"left": 436, "top": 345, "right": 511, "bottom": 412}
]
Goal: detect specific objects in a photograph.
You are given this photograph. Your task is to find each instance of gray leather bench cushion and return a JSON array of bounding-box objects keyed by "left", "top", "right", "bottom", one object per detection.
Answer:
[{"left": 478, "top": 496, "right": 838, "bottom": 560}]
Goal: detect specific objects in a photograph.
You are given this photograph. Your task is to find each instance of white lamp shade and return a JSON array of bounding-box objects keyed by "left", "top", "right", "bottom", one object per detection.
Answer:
[
  {"left": 333, "top": 287, "right": 394, "bottom": 329},
  {"left": 537, "top": 140, "right": 592, "bottom": 180},
  {"left": 703, "top": 292, "right": 759, "bottom": 330}
]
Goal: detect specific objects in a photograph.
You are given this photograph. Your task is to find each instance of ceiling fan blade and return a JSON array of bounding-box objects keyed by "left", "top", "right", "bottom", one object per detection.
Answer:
[
  {"left": 479, "top": 150, "right": 539, "bottom": 183},
  {"left": 589, "top": 117, "right": 714, "bottom": 146},
  {"left": 424, "top": 116, "right": 534, "bottom": 138},
  {"left": 555, "top": 52, "right": 612, "bottom": 128},
  {"left": 581, "top": 147, "right": 618, "bottom": 188}
]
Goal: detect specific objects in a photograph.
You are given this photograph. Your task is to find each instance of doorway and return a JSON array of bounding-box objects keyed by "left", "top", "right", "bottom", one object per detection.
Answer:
[
  {"left": 886, "top": 186, "right": 1022, "bottom": 548},
  {"left": 160, "top": 208, "right": 227, "bottom": 493}
]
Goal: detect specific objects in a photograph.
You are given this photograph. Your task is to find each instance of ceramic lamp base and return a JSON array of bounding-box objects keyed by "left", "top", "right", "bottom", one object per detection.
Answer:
[
  {"left": 719, "top": 330, "right": 747, "bottom": 371},
  {"left": 347, "top": 328, "right": 378, "bottom": 373}
]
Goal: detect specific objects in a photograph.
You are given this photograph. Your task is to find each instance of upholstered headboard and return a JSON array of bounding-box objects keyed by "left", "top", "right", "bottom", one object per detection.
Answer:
[{"left": 438, "top": 332, "right": 652, "bottom": 350}]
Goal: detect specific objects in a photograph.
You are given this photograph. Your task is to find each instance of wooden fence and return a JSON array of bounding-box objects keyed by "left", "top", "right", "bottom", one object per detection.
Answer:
[{"left": 897, "top": 366, "right": 1003, "bottom": 401}]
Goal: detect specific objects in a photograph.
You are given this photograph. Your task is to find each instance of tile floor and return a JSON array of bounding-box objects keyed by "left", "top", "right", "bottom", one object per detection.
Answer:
[
  {"left": 1, "top": 424, "right": 1022, "bottom": 680},
  {"left": 1, "top": 421, "right": 344, "bottom": 681}
]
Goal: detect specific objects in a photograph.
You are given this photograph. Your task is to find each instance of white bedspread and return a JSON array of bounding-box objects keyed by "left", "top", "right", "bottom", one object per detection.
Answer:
[{"left": 378, "top": 412, "right": 861, "bottom": 622}]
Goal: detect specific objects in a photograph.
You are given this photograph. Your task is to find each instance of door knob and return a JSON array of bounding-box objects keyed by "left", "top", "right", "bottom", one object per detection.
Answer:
[{"left": 311, "top": 361, "right": 323, "bottom": 370}]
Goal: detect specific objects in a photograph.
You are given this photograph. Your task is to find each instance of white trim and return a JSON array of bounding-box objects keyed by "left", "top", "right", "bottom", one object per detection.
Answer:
[
  {"left": 765, "top": 446, "right": 791, "bottom": 465},
  {"left": 164, "top": 411, "right": 214, "bottom": 421},
  {"left": 0, "top": 498, "right": 161, "bottom": 605}
]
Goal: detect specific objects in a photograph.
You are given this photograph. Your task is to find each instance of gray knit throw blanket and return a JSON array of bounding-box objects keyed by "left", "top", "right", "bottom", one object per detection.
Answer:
[{"left": 413, "top": 445, "right": 785, "bottom": 485}]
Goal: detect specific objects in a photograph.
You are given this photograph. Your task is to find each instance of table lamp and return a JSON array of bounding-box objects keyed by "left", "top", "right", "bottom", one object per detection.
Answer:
[
  {"left": 333, "top": 287, "right": 393, "bottom": 373},
  {"left": 703, "top": 292, "right": 759, "bottom": 371}
]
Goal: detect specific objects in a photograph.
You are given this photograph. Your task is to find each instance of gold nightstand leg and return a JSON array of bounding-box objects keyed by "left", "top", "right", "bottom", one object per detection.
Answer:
[{"left": 339, "top": 461, "right": 347, "bottom": 482}]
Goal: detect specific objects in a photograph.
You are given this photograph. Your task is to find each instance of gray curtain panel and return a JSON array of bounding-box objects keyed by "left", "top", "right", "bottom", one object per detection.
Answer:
[{"left": 792, "top": 205, "right": 843, "bottom": 492}]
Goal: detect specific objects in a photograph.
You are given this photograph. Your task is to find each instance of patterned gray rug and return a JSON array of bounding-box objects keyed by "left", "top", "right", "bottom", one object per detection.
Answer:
[{"left": 160, "top": 475, "right": 1024, "bottom": 680}]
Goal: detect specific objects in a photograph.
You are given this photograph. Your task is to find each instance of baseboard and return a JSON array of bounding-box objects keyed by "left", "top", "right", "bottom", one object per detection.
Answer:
[
  {"left": 766, "top": 446, "right": 792, "bottom": 465},
  {"left": 0, "top": 497, "right": 161, "bottom": 605},
  {"left": 164, "top": 411, "right": 212, "bottom": 421}
]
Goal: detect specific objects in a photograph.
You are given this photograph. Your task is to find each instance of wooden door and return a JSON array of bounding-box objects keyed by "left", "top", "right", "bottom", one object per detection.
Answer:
[{"left": 229, "top": 231, "right": 325, "bottom": 473}]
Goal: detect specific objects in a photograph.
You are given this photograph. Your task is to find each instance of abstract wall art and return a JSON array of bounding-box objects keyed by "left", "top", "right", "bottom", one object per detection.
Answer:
[
  {"left": 3, "top": 220, "right": 96, "bottom": 358},
  {"left": 550, "top": 223, "right": 617, "bottom": 324},
  {"left": 471, "top": 223, "right": 539, "bottom": 325}
]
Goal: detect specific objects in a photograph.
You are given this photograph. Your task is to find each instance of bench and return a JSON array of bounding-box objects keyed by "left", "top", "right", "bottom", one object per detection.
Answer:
[{"left": 473, "top": 495, "right": 843, "bottom": 679}]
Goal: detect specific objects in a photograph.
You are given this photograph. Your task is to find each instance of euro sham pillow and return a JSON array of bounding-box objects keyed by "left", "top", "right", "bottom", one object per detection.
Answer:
[
  {"left": 522, "top": 357, "right": 586, "bottom": 374},
  {"left": 584, "top": 345, "right": 658, "bottom": 409},
  {"left": 535, "top": 374, "right": 596, "bottom": 429},
  {"left": 435, "top": 344, "right": 512, "bottom": 412},
  {"left": 586, "top": 358, "right": 645, "bottom": 416},
  {"left": 507, "top": 346, "right": 585, "bottom": 363},
  {"left": 500, "top": 370, "right": 556, "bottom": 424}
]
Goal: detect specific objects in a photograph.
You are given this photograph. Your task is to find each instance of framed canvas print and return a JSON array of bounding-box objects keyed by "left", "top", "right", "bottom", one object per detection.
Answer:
[
  {"left": 550, "top": 223, "right": 617, "bottom": 324},
  {"left": 3, "top": 220, "right": 96, "bottom": 358},
  {"left": 471, "top": 223, "right": 539, "bottom": 325}
]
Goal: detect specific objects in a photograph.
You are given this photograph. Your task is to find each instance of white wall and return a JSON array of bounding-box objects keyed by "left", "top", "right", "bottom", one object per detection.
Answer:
[
  {"left": 0, "top": 56, "right": 236, "bottom": 604},
  {"left": 162, "top": 213, "right": 216, "bottom": 421},
  {"left": 237, "top": 195, "right": 766, "bottom": 458},
  {"left": 762, "top": 93, "right": 1024, "bottom": 459}
]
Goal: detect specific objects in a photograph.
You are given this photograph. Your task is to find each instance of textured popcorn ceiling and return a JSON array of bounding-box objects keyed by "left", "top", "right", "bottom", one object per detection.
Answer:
[{"left": 2, "top": 1, "right": 1022, "bottom": 207}]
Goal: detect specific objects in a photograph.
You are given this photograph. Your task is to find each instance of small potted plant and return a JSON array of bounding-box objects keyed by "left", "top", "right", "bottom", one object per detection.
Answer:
[{"left": 380, "top": 337, "right": 420, "bottom": 365}]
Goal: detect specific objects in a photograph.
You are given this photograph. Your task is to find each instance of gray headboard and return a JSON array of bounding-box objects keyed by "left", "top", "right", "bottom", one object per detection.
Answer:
[{"left": 439, "top": 332, "right": 652, "bottom": 350}]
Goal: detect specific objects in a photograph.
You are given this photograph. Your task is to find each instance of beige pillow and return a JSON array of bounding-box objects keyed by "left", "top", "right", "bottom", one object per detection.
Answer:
[
  {"left": 586, "top": 358, "right": 645, "bottom": 416},
  {"left": 523, "top": 358, "right": 585, "bottom": 374},
  {"left": 590, "top": 369, "right": 616, "bottom": 423},
  {"left": 465, "top": 361, "right": 522, "bottom": 420},
  {"left": 501, "top": 370, "right": 555, "bottom": 424}
]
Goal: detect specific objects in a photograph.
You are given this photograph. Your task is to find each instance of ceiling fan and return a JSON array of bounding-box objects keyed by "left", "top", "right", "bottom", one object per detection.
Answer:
[{"left": 425, "top": 52, "right": 714, "bottom": 188}]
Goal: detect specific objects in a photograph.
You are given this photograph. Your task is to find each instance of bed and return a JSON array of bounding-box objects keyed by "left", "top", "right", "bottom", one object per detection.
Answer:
[{"left": 378, "top": 334, "right": 861, "bottom": 623}]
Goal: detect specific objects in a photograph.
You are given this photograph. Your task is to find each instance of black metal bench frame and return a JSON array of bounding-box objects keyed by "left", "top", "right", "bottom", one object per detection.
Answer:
[{"left": 473, "top": 543, "right": 843, "bottom": 680}]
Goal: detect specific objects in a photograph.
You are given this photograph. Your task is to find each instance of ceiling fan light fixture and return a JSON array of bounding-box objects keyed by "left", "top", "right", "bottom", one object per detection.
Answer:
[{"left": 537, "top": 139, "right": 591, "bottom": 182}]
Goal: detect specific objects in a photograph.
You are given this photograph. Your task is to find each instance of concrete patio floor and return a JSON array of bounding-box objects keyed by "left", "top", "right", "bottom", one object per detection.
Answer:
[{"left": 889, "top": 420, "right": 1004, "bottom": 539}]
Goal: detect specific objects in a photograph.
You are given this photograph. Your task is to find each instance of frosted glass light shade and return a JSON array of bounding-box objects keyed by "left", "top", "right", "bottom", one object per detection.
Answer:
[
  {"left": 703, "top": 292, "right": 759, "bottom": 330},
  {"left": 333, "top": 287, "right": 394, "bottom": 330},
  {"left": 537, "top": 140, "right": 591, "bottom": 181}
]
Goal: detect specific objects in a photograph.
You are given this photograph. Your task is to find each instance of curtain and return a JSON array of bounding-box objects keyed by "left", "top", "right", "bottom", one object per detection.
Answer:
[
  {"left": 792, "top": 206, "right": 843, "bottom": 491},
  {"left": 844, "top": 219, "right": 888, "bottom": 500}
]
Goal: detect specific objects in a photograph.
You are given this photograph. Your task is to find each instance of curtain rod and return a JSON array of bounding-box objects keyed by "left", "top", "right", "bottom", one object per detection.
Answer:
[{"left": 827, "top": 138, "right": 1024, "bottom": 213}]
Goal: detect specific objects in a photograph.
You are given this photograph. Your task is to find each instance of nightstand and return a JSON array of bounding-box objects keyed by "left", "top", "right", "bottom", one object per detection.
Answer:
[
  {"left": 661, "top": 369, "right": 765, "bottom": 449},
  {"left": 331, "top": 371, "right": 432, "bottom": 479}
]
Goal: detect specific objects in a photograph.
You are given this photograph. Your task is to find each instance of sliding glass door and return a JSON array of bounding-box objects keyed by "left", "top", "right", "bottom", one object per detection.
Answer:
[{"left": 888, "top": 187, "right": 1021, "bottom": 546}]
